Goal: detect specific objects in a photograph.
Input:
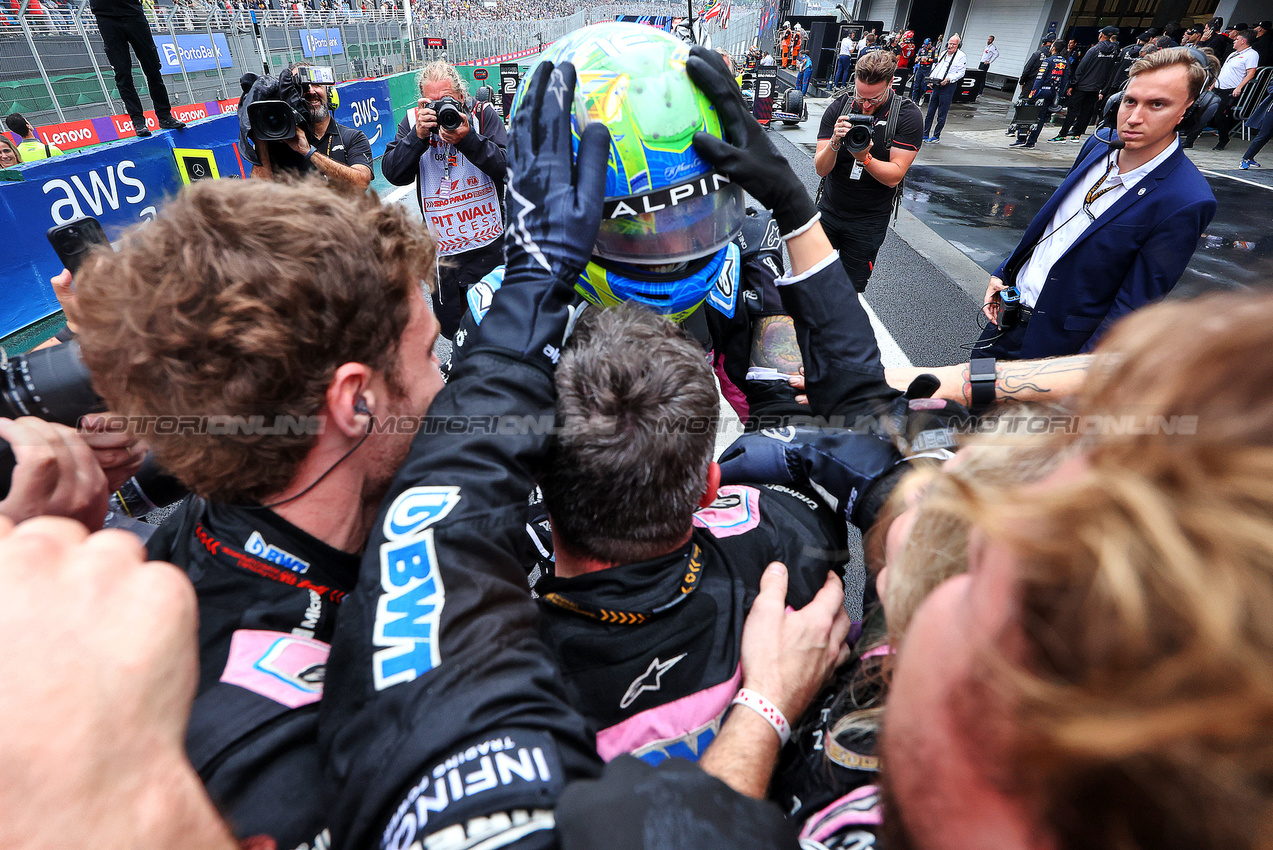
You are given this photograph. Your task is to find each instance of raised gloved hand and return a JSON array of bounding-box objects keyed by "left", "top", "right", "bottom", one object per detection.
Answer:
[
  {"left": 471, "top": 61, "right": 609, "bottom": 374},
  {"left": 717, "top": 426, "right": 906, "bottom": 530},
  {"left": 685, "top": 44, "right": 818, "bottom": 237},
  {"left": 503, "top": 61, "right": 610, "bottom": 287}
]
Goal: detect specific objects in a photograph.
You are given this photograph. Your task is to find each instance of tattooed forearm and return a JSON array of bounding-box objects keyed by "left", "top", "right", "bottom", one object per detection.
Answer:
[
  {"left": 956, "top": 354, "right": 1096, "bottom": 405},
  {"left": 750, "top": 315, "right": 805, "bottom": 374},
  {"left": 998, "top": 354, "right": 1094, "bottom": 399}
]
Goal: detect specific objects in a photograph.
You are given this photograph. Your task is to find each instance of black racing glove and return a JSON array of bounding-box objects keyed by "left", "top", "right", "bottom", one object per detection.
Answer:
[
  {"left": 717, "top": 426, "right": 907, "bottom": 530},
  {"left": 686, "top": 44, "right": 818, "bottom": 237},
  {"left": 470, "top": 61, "right": 609, "bottom": 374}
]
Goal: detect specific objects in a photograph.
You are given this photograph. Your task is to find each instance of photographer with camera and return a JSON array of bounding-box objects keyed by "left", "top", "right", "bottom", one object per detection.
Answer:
[
  {"left": 814, "top": 49, "right": 923, "bottom": 292},
  {"left": 241, "top": 63, "right": 373, "bottom": 194},
  {"left": 382, "top": 60, "right": 508, "bottom": 340}
]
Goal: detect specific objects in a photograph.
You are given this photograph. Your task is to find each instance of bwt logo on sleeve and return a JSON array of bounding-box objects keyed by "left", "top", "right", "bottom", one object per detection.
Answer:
[{"left": 371, "top": 486, "right": 461, "bottom": 690}]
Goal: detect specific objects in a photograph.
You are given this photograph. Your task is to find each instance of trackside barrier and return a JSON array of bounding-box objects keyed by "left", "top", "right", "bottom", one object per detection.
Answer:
[
  {"left": 331, "top": 78, "right": 395, "bottom": 159},
  {"left": 0, "top": 112, "right": 246, "bottom": 336},
  {"left": 2, "top": 66, "right": 518, "bottom": 338}
]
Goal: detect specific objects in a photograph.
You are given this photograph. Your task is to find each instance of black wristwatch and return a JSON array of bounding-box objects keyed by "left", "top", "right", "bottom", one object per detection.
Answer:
[{"left": 969, "top": 356, "right": 996, "bottom": 414}]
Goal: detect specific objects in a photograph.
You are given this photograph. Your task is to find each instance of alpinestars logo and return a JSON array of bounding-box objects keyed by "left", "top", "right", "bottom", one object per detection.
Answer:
[{"left": 620, "top": 653, "right": 687, "bottom": 709}]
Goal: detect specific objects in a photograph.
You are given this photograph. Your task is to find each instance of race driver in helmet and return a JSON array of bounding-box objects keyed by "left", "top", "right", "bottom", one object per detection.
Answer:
[
  {"left": 898, "top": 30, "right": 917, "bottom": 68},
  {"left": 318, "top": 25, "right": 911, "bottom": 850},
  {"left": 453, "top": 25, "right": 898, "bottom": 429},
  {"left": 440, "top": 17, "right": 908, "bottom": 769}
]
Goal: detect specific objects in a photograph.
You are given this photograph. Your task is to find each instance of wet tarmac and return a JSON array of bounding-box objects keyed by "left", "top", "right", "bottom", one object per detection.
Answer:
[{"left": 901, "top": 164, "right": 1273, "bottom": 297}]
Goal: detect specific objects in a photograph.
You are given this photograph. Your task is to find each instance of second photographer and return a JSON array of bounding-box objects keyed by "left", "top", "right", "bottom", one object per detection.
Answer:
[
  {"left": 240, "top": 63, "right": 373, "bottom": 194},
  {"left": 814, "top": 50, "right": 923, "bottom": 292},
  {"left": 382, "top": 61, "right": 508, "bottom": 340}
]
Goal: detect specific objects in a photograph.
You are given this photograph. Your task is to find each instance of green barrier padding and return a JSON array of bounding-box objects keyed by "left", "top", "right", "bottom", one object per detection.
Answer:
[{"left": 386, "top": 70, "right": 419, "bottom": 126}]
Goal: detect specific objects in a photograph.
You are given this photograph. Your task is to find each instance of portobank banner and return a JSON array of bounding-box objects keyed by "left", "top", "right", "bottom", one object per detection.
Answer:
[
  {"left": 299, "top": 27, "right": 344, "bottom": 57},
  {"left": 152, "top": 33, "right": 234, "bottom": 75}
]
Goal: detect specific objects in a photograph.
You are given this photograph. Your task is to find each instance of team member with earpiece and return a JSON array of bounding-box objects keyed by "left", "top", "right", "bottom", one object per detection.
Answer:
[
  {"left": 382, "top": 60, "right": 509, "bottom": 341},
  {"left": 980, "top": 47, "right": 1216, "bottom": 360},
  {"left": 68, "top": 180, "right": 446, "bottom": 847}
]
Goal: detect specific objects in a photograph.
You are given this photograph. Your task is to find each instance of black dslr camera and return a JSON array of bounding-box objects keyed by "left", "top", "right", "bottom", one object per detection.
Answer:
[
  {"left": 842, "top": 113, "right": 877, "bottom": 154},
  {"left": 430, "top": 96, "right": 465, "bottom": 132},
  {"left": 246, "top": 65, "right": 335, "bottom": 142},
  {"left": 0, "top": 342, "right": 105, "bottom": 498}
]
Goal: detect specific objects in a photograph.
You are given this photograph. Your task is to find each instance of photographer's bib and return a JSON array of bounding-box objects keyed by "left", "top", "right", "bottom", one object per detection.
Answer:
[{"left": 414, "top": 118, "right": 503, "bottom": 257}]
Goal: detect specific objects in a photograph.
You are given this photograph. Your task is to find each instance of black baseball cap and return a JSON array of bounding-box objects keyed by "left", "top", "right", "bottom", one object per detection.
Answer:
[{"left": 1100, "top": 25, "right": 1120, "bottom": 36}]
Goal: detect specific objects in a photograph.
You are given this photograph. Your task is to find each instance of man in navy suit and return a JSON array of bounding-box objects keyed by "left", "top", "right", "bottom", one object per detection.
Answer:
[{"left": 979, "top": 47, "right": 1216, "bottom": 360}]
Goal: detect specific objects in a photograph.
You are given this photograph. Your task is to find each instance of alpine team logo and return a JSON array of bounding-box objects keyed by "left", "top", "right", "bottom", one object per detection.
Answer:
[{"left": 383, "top": 485, "right": 461, "bottom": 539}]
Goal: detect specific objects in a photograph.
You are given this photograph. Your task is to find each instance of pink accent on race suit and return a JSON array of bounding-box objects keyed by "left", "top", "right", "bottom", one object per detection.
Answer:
[
  {"left": 596, "top": 666, "right": 743, "bottom": 761},
  {"left": 220, "top": 629, "right": 329, "bottom": 709},
  {"left": 713, "top": 351, "right": 750, "bottom": 421},
  {"left": 799, "top": 784, "right": 884, "bottom": 842},
  {"left": 692, "top": 485, "right": 762, "bottom": 538}
]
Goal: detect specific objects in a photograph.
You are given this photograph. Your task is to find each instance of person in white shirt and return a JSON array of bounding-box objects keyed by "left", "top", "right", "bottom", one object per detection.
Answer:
[
  {"left": 834, "top": 31, "right": 856, "bottom": 86},
  {"left": 1190, "top": 28, "right": 1259, "bottom": 150},
  {"left": 975, "top": 34, "right": 998, "bottom": 96},
  {"left": 978, "top": 35, "right": 999, "bottom": 70},
  {"left": 922, "top": 34, "right": 966, "bottom": 142}
]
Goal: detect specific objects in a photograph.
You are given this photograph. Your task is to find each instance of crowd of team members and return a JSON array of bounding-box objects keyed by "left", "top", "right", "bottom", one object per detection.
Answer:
[{"left": 3, "top": 22, "right": 1273, "bottom": 850}]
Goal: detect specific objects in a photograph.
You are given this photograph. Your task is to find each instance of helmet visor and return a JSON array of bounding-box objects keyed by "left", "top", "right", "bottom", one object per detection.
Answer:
[{"left": 594, "top": 178, "right": 745, "bottom": 264}]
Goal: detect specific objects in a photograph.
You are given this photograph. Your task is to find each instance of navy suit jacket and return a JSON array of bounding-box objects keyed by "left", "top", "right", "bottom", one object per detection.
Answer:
[{"left": 993, "top": 130, "right": 1216, "bottom": 359}]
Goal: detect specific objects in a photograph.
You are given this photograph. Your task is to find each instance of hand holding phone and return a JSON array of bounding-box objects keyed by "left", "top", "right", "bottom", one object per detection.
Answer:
[{"left": 46, "top": 217, "right": 108, "bottom": 275}]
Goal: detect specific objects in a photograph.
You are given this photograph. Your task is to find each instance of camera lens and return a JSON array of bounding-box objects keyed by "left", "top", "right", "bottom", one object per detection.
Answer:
[
  {"left": 437, "top": 101, "right": 463, "bottom": 131},
  {"left": 0, "top": 341, "right": 104, "bottom": 426},
  {"left": 846, "top": 125, "right": 873, "bottom": 153},
  {"left": 247, "top": 100, "right": 298, "bottom": 142}
]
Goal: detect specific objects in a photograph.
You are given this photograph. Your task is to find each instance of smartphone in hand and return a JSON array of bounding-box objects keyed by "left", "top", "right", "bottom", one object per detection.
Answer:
[{"left": 46, "top": 217, "right": 108, "bottom": 274}]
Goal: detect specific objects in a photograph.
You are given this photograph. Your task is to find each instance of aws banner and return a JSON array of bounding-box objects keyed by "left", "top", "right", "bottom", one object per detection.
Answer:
[
  {"left": 331, "top": 78, "right": 394, "bottom": 158},
  {"left": 0, "top": 114, "right": 247, "bottom": 336}
]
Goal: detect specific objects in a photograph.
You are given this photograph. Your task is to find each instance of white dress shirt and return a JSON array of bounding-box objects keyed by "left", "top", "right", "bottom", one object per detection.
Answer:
[
  {"left": 840, "top": 35, "right": 854, "bottom": 55},
  {"left": 931, "top": 48, "right": 967, "bottom": 84},
  {"left": 981, "top": 44, "right": 999, "bottom": 64},
  {"left": 1016, "top": 138, "right": 1180, "bottom": 308}
]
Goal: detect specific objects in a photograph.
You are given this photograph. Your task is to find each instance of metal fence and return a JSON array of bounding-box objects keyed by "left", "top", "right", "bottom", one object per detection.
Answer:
[{"left": 0, "top": 0, "right": 767, "bottom": 126}]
